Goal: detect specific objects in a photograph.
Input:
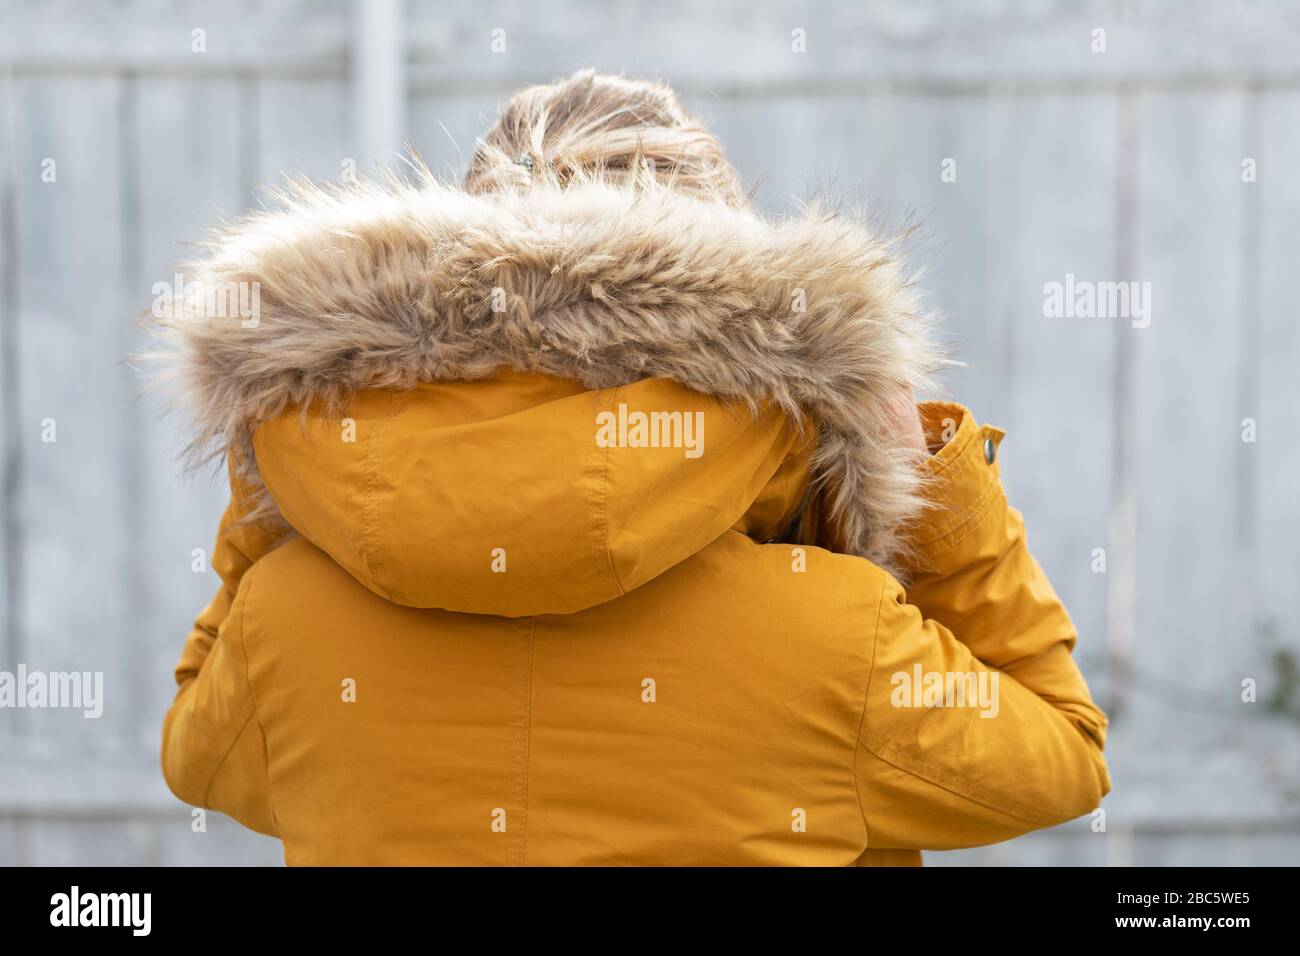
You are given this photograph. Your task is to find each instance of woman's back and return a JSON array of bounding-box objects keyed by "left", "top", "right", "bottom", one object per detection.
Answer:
[{"left": 156, "top": 71, "right": 1109, "bottom": 865}]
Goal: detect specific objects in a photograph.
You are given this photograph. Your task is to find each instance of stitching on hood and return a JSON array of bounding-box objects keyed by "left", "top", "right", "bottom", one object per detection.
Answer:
[{"left": 589, "top": 387, "right": 627, "bottom": 598}]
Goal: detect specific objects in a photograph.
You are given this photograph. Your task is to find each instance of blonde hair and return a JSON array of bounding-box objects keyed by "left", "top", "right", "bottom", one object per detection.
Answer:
[{"left": 465, "top": 69, "right": 745, "bottom": 206}]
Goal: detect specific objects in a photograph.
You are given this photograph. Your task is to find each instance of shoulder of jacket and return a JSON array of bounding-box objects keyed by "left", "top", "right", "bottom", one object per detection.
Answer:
[{"left": 699, "top": 531, "right": 896, "bottom": 622}]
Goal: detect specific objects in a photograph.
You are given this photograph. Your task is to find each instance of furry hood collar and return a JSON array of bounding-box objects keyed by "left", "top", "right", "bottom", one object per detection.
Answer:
[{"left": 152, "top": 174, "right": 941, "bottom": 578}]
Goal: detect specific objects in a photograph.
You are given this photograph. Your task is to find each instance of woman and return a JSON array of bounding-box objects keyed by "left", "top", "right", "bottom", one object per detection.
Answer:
[{"left": 157, "top": 70, "right": 1110, "bottom": 865}]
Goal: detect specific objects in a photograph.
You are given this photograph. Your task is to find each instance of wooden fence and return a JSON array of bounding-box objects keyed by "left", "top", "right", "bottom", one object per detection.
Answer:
[{"left": 1, "top": 0, "right": 1297, "bottom": 865}]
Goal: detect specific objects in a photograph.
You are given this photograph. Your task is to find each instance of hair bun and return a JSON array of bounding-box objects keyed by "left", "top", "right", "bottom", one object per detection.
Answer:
[{"left": 464, "top": 69, "right": 743, "bottom": 206}]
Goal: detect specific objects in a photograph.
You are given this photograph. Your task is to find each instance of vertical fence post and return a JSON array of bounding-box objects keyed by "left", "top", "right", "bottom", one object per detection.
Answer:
[
  {"left": 353, "top": 0, "right": 407, "bottom": 176},
  {"left": 0, "top": 67, "right": 21, "bottom": 708}
]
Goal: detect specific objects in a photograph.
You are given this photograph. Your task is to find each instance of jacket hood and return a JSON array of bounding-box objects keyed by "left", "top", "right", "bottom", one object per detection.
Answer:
[{"left": 150, "top": 173, "right": 941, "bottom": 615}]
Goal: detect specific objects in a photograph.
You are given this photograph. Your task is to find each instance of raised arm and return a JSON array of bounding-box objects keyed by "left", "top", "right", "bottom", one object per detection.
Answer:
[
  {"left": 853, "top": 402, "right": 1111, "bottom": 850},
  {"left": 160, "top": 456, "right": 283, "bottom": 835}
]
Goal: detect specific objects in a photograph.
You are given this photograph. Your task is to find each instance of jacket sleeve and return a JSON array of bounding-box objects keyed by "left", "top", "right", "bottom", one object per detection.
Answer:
[
  {"left": 854, "top": 402, "right": 1111, "bottom": 850},
  {"left": 160, "top": 457, "right": 282, "bottom": 836}
]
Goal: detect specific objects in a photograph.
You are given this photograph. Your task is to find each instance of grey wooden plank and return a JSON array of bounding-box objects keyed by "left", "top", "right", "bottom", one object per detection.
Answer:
[
  {"left": 1104, "top": 736, "right": 1300, "bottom": 836},
  {"left": 0, "top": 814, "right": 16, "bottom": 865},
  {"left": 0, "top": 1, "right": 1297, "bottom": 87},
  {"left": 975, "top": 86, "right": 1023, "bottom": 433},
  {"left": 408, "top": 92, "right": 504, "bottom": 184},
  {"left": 256, "top": 76, "right": 350, "bottom": 185},
  {"left": 0, "top": 0, "right": 350, "bottom": 74},
  {"left": 854, "top": 89, "right": 1001, "bottom": 427},
  {"left": 10, "top": 75, "right": 132, "bottom": 747},
  {"left": 990, "top": 92, "right": 1118, "bottom": 706},
  {"left": 1, "top": 810, "right": 281, "bottom": 866},
  {"left": 926, "top": 827, "right": 1108, "bottom": 867},
  {"left": 1, "top": 756, "right": 177, "bottom": 812},
  {"left": 1130, "top": 89, "right": 1252, "bottom": 769},
  {"left": 398, "top": 0, "right": 1300, "bottom": 92},
  {"left": 132, "top": 77, "right": 245, "bottom": 752},
  {"left": 18, "top": 815, "right": 160, "bottom": 866},
  {"left": 929, "top": 825, "right": 1300, "bottom": 866},
  {"left": 0, "top": 66, "right": 21, "bottom": 741},
  {"left": 700, "top": 93, "right": 868, "bottom": 215},
  {"left": 1132, "top": 829, "right": 1300, "bottom": 866},
  {"left": 1257, "top": 90, "right": 1300, "bottom": 719},
  {"left": 1240, "top": 831, "right": 1300, "bottom": 866},
  {"left": 156, "top": 812, "right": 284, "bottom": 866}
]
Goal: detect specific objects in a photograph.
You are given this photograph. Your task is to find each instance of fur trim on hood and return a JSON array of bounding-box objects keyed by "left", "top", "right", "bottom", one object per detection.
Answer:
[{"left": 148, "top": 171, "right": 943, "bottom": 578}]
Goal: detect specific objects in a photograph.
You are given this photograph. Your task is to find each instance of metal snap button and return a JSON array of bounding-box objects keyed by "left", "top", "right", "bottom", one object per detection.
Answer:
[{"left": 983, "top": 437, "right": 996, "bottom": 464}]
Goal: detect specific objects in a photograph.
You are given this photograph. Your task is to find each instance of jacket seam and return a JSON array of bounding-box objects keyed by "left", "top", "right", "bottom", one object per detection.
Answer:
[
  {"left": 196, "top": 564, "right": 278, "bottom": 833},
  {"left": 360, "top": 402, "right": 381, "bottom": 582},
  {"left": 233, "top": 563, "right": 281, "bottom": 833},
  {"left": 856, "top": 566, "right": 1057, "bottom": 830},
  {"left": 589, "top": 389, "right": 626, "bottom": 597},
  {"left": 521, "top": 616, "right": 536, "bottom": 866},
  {"left": 859, "top": 723, "right": 1055, "bottom": 826},
  {"left": 875, "top": 680, "right": 954, "bottom": 751},
  {"left": 508, "top": 616, "right": 536, "bottom": 866},
  {"left": 852, "top": 572, "right": 887, "bottom": 852},
  {"left": 199, "top": 709, "right": 257, "bottom": 808},
  {"left": 361, "top": 392, "right": 409, "bottom": 596},
  {"left": 198, "top": 569, "right": 260, "bottom": 807}
]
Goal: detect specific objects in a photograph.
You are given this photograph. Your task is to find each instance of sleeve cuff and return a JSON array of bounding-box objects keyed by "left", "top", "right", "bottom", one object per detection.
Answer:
[{"left": 907, "top": 402, "right": 1008, "bottom": 572}]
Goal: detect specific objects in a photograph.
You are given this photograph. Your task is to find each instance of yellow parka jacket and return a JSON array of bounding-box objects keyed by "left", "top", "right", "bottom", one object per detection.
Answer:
[{"left": 158, "top": 177, "right": 1110, "bottom": 865}]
